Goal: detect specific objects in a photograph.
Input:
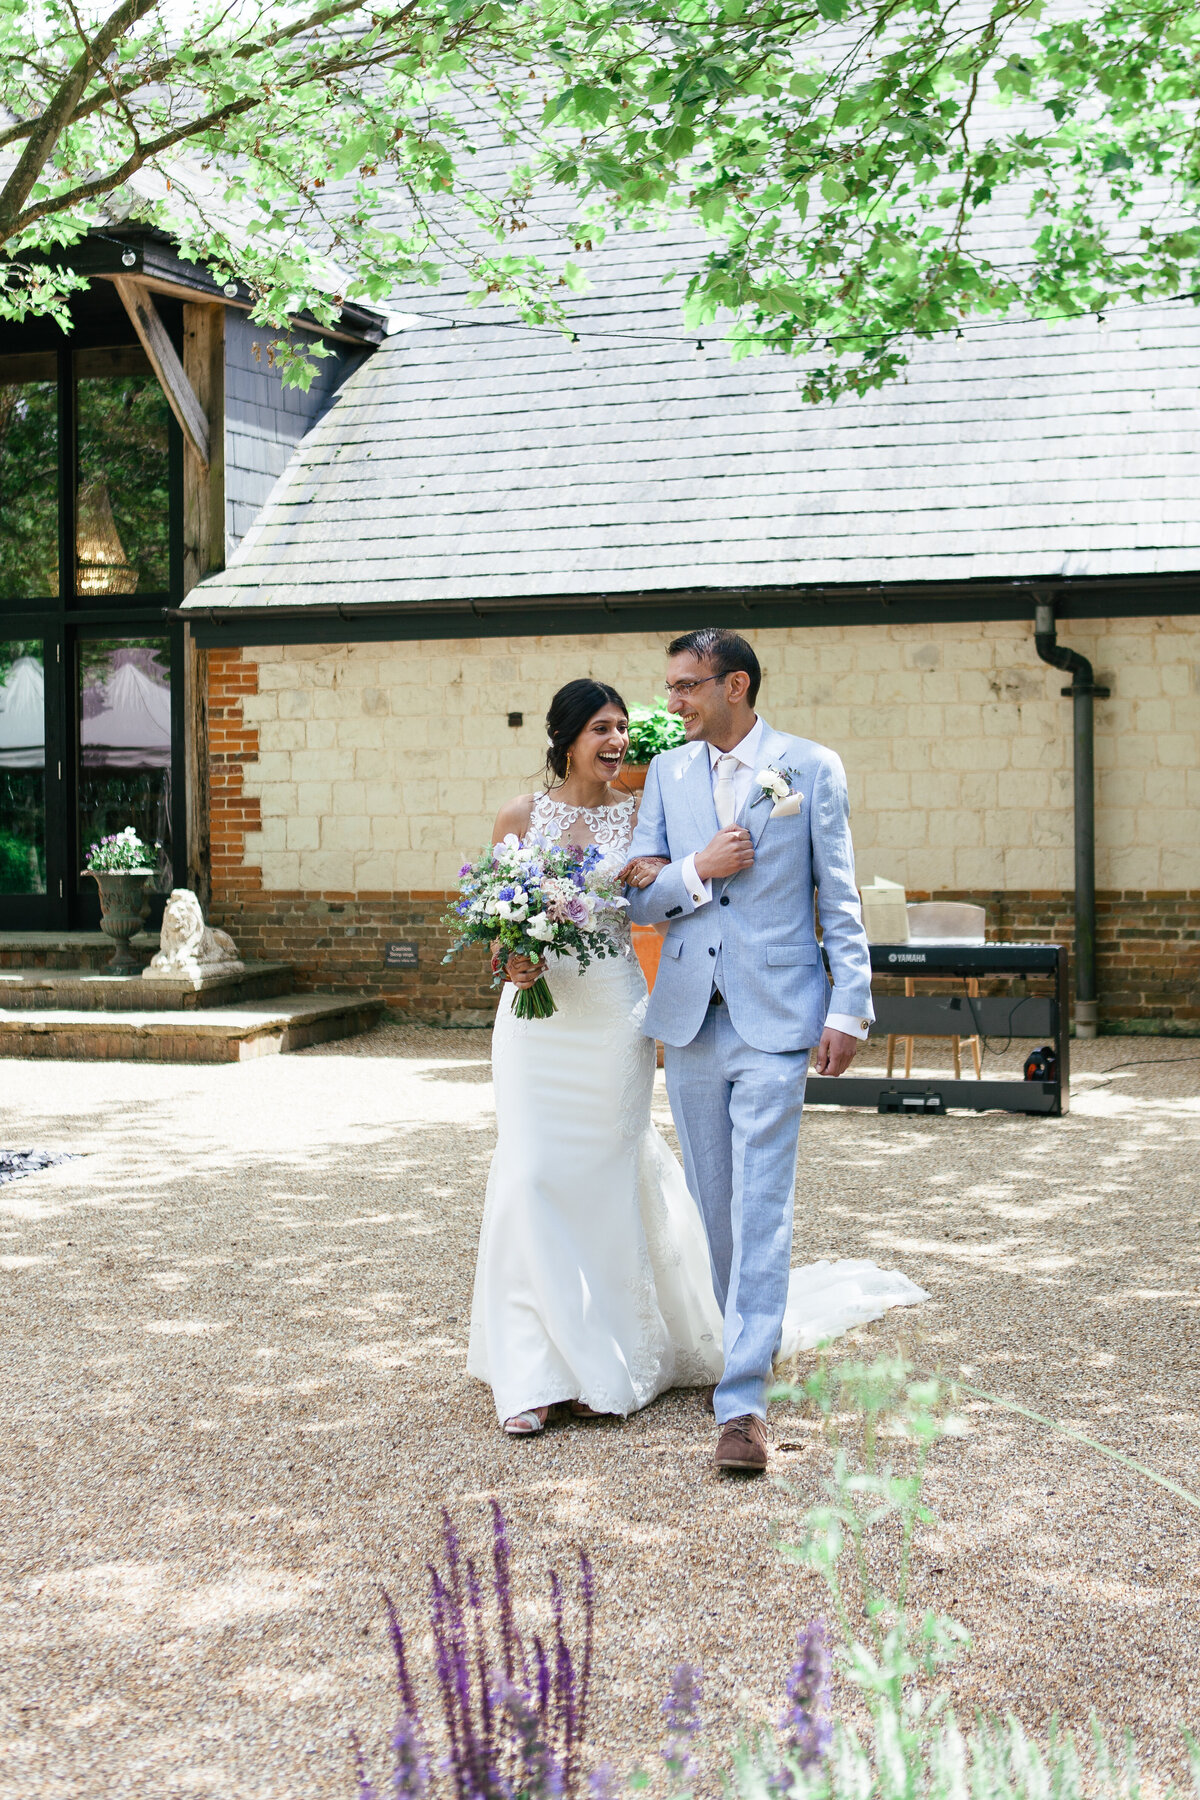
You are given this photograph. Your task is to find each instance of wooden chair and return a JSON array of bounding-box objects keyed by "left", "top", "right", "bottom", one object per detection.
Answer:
[{"left": 885, "top": 902, "right": 986, "bottom": 1080}]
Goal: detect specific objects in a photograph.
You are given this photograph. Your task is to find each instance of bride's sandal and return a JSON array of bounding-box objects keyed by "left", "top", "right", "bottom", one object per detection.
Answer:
[{"left": 504, "top": 1407, "right": 549, "bottom": 1436}]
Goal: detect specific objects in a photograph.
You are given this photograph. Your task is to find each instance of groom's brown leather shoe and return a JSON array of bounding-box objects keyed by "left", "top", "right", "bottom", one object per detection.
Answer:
[{"left": 714, "top": 1413, "right": 768, "bottom": 1474}]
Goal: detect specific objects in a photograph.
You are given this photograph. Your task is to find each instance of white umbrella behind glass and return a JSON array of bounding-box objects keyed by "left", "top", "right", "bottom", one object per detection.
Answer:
[{"left": 0, "top": 656, "right": 45, "bottom": 770}]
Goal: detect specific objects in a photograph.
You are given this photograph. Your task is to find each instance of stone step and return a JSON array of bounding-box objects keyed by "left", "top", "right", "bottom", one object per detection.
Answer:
[
  {"left": 0, "top": 930, "right": 160, "bottom": 971},
  {"left": 0, "top": 962, "right": 293, "bottom": 1012},
  {"left": 0, "top": 996, "right": 384, "bottom": 1063}
]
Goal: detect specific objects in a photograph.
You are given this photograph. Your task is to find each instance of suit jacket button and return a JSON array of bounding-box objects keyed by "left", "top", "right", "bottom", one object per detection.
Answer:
[
  {"left": 708, "top": 946, "right": 716, "bottom": 956},
  {"left": 719, "top": 895, "right": 730, "bottom": 906}
]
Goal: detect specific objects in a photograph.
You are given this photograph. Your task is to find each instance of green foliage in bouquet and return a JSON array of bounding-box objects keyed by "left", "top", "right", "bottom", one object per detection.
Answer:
[
  {"left": 443, "top": 834, "right": 627, "bottom": 1020},
  {"left": 625, "top": 699, "right": 685, "bottom": 766}
]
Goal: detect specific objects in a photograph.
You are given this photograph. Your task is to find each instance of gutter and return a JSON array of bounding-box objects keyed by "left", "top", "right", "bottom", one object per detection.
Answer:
[
  {"left": 1033, "top": 600, "right": 1110, "bottom": 1039},
  {"left": 168, "top": 569, "right": 1200, "bottom": 634}
]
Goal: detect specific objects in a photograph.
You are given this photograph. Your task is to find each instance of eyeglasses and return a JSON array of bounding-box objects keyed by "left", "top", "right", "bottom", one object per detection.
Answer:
[{"left": 663, "top": 676, "right": 720, "bottom": 698}]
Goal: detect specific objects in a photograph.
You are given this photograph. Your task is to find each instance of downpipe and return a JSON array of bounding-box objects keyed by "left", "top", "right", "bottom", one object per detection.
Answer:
[{"left": 1033, "top": 601, "right": 1109, "bottom": 1039}]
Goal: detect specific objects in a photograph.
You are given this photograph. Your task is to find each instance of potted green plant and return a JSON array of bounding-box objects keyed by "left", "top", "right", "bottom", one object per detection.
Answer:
[
  {"left": 618, "top": 697, "right": 685, "bottom": 793},
  {"left": 83, "top": 827, "right": 159, "bottom": 972}
]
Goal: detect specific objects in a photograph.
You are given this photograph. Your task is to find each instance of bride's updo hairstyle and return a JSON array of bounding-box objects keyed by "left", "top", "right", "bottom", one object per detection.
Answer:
[{"left": 544, "top": 678, "right": 627, "bottom": 785}]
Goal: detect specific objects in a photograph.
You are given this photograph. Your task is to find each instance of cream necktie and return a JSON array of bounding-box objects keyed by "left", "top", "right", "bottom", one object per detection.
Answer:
[{"left": 713, "top": 753, "right": 737, "bottom": 829}]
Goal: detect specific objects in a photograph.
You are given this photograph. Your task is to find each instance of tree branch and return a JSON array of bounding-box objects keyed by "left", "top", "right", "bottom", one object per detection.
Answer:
[
  {"left": 0, "top": 0, "right": 160, "bottom": 236},
  {"left": 0, "top": 0, "right": 423, "bottom": 152}
]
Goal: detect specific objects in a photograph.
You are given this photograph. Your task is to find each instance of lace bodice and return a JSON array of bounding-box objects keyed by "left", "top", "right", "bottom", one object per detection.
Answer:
[
  {"left": 528, "top": 789, "right": 637, "bottom": 952},
  {"left": 529, "top": 790, "right": 637, "bottom": 871}
]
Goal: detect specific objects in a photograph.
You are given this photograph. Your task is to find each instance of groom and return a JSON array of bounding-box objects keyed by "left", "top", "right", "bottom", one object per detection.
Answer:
[{"left": 624, "top": 629, "right": 873, "bottom": 1474}]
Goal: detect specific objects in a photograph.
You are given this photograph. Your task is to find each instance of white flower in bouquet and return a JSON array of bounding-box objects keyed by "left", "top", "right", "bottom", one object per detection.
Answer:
[{"left": 443, "top": 835, "right": 626, "bottom": 1020}]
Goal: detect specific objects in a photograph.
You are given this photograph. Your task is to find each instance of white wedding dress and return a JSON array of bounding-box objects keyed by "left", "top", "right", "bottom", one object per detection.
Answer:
[{"left": 467, "top": 791, "right": 928, "bottom": 1425}]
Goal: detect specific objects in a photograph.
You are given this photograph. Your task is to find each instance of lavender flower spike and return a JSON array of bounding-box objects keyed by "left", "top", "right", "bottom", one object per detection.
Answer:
[
  {"left": 661, "top": 1662, "right": 702, "bottom": 1785},
  {"left": 588, "top": 1762, "right": 618, "bottom": 1800},
  {"left": 388, "top": 1711, "right": 430, "bottom": 1799},
  {"left": 778, "top": 1619, "right": 832, "bottom": 1773},
  {"left": 661, "top": 1661, "right": 702, "bottom": 1739}
]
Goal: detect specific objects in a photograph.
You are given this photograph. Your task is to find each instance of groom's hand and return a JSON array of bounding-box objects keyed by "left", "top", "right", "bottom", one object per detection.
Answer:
[
  {"left": 695, "top": 825, "right": 755, "bottom": 881},
  {"left": 812, "top": 1027, "right": 858, "bottom": 1077}
]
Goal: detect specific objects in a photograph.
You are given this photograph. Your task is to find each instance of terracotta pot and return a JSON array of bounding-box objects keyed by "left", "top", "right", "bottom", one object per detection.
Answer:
[
  {"left": 616, "top": 762, "right": 649, "bottom": 793},
  {"left": 85, "top": 869, "right": 153, "bottom": 972},
  {"left": 631, "top": 922, "right": 664, "bottom": 993}
]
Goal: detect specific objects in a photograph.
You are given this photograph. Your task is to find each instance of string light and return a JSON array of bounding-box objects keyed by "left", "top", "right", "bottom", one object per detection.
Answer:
[
  {"left": 390, "top": 283, "right": 1200, "bottom": 358},
  {"left": 121, "top": 248, "right": 136, "bottom": 268}
]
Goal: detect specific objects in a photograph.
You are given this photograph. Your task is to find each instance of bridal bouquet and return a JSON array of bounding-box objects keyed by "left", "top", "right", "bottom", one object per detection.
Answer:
[{"left": 443, "top": 834, "right": 628, "bottom": 1020}]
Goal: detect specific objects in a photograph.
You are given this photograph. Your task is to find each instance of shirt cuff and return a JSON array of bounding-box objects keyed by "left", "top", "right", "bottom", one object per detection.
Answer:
[
  {"left": 826, "top": 1010, "right": 871, "bottom": 1040},
  {"left": 681, "top": 853, "right": 711, "bottom": 908}
]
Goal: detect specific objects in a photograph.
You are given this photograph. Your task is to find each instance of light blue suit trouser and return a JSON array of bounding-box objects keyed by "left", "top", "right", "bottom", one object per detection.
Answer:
[{"left": 665, "top": 1003, "right": 808, "bottom": 1424}]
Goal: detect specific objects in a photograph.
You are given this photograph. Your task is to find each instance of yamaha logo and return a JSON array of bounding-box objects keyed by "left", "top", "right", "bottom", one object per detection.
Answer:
[{"left": 887, "top": 952, "right": 928, "bottom": 964}]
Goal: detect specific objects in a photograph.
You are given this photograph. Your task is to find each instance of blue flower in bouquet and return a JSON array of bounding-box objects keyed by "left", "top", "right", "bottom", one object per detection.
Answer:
[{"left": 442, "top": 833, "right": 627, "bottom": 1021}]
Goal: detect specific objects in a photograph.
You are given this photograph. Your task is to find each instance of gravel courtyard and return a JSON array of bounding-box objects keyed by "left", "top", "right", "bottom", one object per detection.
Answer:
[{"left": 0, "top": 1029, "right": 1197, "bottom": 1798}]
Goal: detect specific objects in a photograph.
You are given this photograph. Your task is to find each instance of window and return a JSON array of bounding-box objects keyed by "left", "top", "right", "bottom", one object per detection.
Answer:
[
  {"left": 78, "top": 637, "right": 173, "bottom": 890},
  {"left": 0, "top": 366, "right": 58, "bottom": 600},
  {"left": 76, "top": 360, "right": 170, "bottom": 596},
  {"left": 0, "top": 323, "right": 184, "bottom": 927},
  {"left": 0, "top": 639, "right": 46, "bottom": 895}
]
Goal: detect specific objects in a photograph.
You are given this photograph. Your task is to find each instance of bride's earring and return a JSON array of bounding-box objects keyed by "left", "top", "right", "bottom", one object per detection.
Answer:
[{"left": 564, "top": 751, "right": 572, "bottom": 781}]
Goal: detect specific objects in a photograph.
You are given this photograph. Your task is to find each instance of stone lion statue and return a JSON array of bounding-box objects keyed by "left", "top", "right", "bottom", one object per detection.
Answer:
[{"left": 144, "top": 889, "right": 244, "bottom": 980}]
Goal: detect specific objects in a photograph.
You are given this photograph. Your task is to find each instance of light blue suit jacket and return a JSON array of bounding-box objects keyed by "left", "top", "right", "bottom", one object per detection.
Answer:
[{"left": 625, "top": 722, "right": 874, "bottom": 1053}]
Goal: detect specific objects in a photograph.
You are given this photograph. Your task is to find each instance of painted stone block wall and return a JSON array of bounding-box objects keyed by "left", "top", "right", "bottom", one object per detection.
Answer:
[{"left": 206, "top": 618, "right": 1200, "bottom": 1026}]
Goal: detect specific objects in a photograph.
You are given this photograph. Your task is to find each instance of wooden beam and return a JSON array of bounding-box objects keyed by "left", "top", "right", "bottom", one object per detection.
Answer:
[
  {"left": 182, "top": 302, "right": 224, "bottom": 588},
  {"left": 100, "top": 270, "right": 379, "bottom": 346},
  {"left": 180, "top": 301, "right": 224, "bottom": 907},
  {"left": 113, "top": 275, "right": 210, "bottom": 466}
]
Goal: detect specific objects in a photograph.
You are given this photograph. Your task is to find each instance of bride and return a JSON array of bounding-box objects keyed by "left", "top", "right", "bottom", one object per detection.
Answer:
[{"left": 466, "top": 679, "right": 926, "bottom": 1436}]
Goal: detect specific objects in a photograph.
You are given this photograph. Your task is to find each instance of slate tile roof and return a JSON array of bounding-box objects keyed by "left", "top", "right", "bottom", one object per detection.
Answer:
[{"left": 187, "top": 227, "right": 1200, "bottom": 612}]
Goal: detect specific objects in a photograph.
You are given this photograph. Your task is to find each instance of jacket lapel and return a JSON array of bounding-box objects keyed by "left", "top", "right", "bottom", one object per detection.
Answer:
[
  {"left": 743, "top": 724, "right": 793, "bottom": 847},
  {"left": 683, "top": 741, "right": 719, "bottom": 841}
]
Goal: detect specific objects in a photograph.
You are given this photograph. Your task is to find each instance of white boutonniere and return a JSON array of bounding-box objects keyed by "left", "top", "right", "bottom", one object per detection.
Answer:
[{"left": 752, "top": 765, "right": 804, "bottom": 817}]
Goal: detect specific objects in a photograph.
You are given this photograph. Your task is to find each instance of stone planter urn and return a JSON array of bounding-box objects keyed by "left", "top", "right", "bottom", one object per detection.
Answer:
[{"left": 86, "top": 870, "right": 154, "bottom": 972}]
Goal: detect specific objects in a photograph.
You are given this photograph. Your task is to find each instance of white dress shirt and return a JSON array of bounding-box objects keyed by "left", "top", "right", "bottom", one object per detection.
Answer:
[{"left": 678, "top": 717, "right": 868, "bottom": 1041}]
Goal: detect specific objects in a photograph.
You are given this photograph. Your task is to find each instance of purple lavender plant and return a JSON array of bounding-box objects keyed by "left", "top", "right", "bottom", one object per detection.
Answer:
[
  {"left": 661, "top": 1662, "right": 703, "bottom": 1787},
  {"left": 354, "top": 1502, "right": 595, "bottom": 1800},
  {"left": 770, "top": 1620, "right": 832, "bottom": 1793}
]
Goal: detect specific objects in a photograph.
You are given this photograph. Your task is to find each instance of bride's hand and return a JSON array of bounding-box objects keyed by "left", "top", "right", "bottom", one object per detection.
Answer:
[
  {"left": 505, "top": 952, "right": 542, "bottom": 990},
  {"left": 619, "top": 856, "right": 669, "bottom": 889}
]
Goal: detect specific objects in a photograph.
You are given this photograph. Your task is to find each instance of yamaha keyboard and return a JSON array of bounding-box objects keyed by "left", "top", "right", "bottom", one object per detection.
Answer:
[{"left": 806, "top": 940, "right": 1069, "bottom": 1115}]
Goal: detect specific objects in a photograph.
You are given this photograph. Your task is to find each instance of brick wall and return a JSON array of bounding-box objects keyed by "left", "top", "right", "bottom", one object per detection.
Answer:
[
  {"left": 205, "top": 621, "right": 1200, "bottom": 1027},
  {"left": 886, "top": 888, "right": 1200, "bottom": 1028},
  {"left": 206, "top": 648, "right": 494, "bottom": 1021}
]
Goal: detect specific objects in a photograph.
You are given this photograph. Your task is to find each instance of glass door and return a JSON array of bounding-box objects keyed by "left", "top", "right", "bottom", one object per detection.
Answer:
[
  {"left": 0, "top": 639, "right": 47, "bottom": 923},
  {"left": 77, "top": 636, "right": 174, "bottom": 896},
  {"left": 0, "top": 331, "right": 183, "bottom": 930}
]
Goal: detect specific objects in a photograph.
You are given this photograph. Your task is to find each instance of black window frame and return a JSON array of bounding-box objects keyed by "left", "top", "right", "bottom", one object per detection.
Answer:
[{"left": 0, "top": 330, "right": 186, "bottom": 931}]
